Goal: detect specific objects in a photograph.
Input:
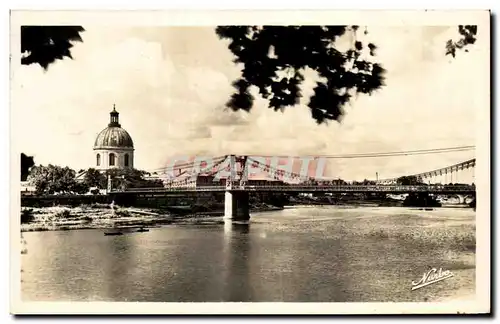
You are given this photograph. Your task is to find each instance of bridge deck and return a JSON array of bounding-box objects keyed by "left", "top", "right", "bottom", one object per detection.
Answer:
[{"left": 111, "top": 185, "right": 475, "bottom": 194}]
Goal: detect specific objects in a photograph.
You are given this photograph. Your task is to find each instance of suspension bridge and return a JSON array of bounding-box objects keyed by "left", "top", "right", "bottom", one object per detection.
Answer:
[{"left": 107, "top": 146, "right": 476, "bottom": 220}]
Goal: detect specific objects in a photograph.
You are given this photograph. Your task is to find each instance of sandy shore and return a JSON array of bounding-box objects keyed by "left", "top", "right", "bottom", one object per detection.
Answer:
[
  {"left": 20, "top": 204, "right": 283, "bottom": 232},
  {"left": 21, "top": 205, "right": 159, "bottom": 232}
]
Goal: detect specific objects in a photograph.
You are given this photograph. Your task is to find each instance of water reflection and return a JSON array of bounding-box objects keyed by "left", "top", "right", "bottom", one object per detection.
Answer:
[
  {"left": 103, "top": 234, "right": 136, "bottom": 301},
  {"left": 224, "top": 221, "right": 250, "bottom": 235},
  {"left": 223, "top": 221, "right": 252, "bottom": 301}
]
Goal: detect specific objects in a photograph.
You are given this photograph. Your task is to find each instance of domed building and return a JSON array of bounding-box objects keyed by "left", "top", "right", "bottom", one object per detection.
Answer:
[{"left": 93, "top": 105, "right": 134, "bottom": 171}]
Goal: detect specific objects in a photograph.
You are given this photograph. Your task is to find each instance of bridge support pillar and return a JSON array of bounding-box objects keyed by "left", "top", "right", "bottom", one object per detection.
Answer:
[{"left": 224, "top": 191, "right": 250, "bottom": 221}]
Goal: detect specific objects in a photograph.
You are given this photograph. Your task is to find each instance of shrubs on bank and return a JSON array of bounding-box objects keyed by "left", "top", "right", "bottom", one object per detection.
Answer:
[
  {"left": 21, "top": 206, "right": 99, "bottom": 225},
  {"left": 114, "top": 209, "right": 131, "bottom": 217},
  {"left": 81, "top": 216, "right": 93, "bottom": 223},
  {"left": 21, "top": 209, "right": 34, "bottom": 224},
  {"left": 54, "top": 209, "right": 72, "bottom": 218}
]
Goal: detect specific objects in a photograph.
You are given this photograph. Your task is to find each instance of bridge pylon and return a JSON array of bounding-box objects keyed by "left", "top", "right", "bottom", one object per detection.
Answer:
[{"left": 224, "top": 154, "right": 250, "bottom": 221}]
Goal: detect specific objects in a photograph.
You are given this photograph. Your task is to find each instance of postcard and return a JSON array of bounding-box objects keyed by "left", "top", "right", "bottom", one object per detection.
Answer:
[{"left": 10, "top": 9, "right": 490, "bottom": 315}]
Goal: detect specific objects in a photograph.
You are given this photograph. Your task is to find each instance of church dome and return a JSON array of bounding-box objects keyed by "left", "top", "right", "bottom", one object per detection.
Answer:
[
  {"left": 94, "top": 127, "right": 134, "bottom": 149},
  {"left": 93, "top": 106, "right": 134, "bottom": 149}
]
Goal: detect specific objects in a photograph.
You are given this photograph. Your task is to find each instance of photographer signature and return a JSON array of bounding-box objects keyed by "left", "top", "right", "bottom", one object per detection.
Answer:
[{"left": 411, "top": 267, "right": 454, "bottom": 291}]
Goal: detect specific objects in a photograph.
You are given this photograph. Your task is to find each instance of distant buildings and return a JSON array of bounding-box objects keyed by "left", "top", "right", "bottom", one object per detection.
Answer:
[
  {"left": 309, "top": 178, "right": 347, "bottom": 186},
  {"left": 20, "top": 181, "right": 36, "bottom": 195},
  {"left": 163, "top": 174, "right": 285, "bottom": 189},
  {"left": 246, "top": 176, "right": 284, "bottom": 187}
]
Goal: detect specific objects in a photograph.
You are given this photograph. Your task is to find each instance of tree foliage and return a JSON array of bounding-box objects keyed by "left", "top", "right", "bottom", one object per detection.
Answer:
[
  {"left": 446, "top": 25, "right": 478, "bottom": 58},
  {"left": 27, "top": 164, "right": 87, "bottom": 194},
  {"left": 21, "top": 26, "right": 85, "bottom": 70},
  {"left": 21, "top": 153, "right": 35, "bottom": 181},
  {"left": 70, "top": 181, "right": 90, "bottom": 194},
  {"left": 83, "top": 168, "right": 107, "bottom": 189},
  {"left": 20, "top": 25, "right": 478, "bottom": 124},
  {"left": 352, "top": 179, "right": 377, "bottom": 185},
  {"left": 396, "top": 175, "right": 424, "bottom": 185},
  {"left": 21, "top": 209, "right": 34, "bottom": 224},
  {"left": 105, "top": 168, "right": 164, "bottom": 190},
  {"left": 216, "top": 26, "right": 386, "bottom": 124},
  {"left": 25, "top": 164, "right": 164, "bottom": 194}
]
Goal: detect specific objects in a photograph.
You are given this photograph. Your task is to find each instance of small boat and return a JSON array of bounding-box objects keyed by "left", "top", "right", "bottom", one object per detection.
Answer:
[
  {"left": 104, "top": 231, "right": 124, "bottom": 236},
  {"left": 424, "top": 208, "right": 434, "bottom": 211},
  {"left": 136, "top": 227, "right": 149, "bottom": 232}
]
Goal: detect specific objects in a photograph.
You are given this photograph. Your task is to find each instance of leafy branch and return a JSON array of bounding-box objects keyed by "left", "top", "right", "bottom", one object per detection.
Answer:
[
  {"left": 216, "top": 26, "right": 386, "bottom": 124},
  {"left": 445, "top": 25, "right": 478, "bottom": 58}
]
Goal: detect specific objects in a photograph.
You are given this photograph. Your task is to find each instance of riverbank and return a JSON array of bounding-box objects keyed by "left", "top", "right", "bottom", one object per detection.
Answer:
[
  {"left": 289, "top": 197, "right": 437, "bottom": 208},
  {"left": 289, "top": 197, "right": 403, "bottom": 207},
  {"left": 20, "top": 204, "right": 283, "bottom": 232}
]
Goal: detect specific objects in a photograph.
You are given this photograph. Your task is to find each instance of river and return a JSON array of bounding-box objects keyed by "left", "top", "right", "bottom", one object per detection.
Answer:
[{"left": 21, "top": 206, "right": 475, "bottom": 302}]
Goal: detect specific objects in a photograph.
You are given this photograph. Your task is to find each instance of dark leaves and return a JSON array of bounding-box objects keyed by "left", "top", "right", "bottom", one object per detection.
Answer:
[
  {"left": 268, "top": 77, "right": 302, "bottom": 110},
  {"left": 445, "top": 39, "right": 456, "bottom": 58},
  {"left": 308, "top": 82, "right": 350, "bottom": 124},
  {"left": 21, "top": 26, "right": 85, "bottom": 70},
  {"left": 367, "top": 43, "right": 377, "bottom": 56},
  {"left": 227, "top": 91, "right": 254, "bottom": 112},
  {"left": 446, "top": 25, "right": 477, "bottom": 58},
  {"left": 21, "top": 153, "right": 35, "bottom": 181},
  {"left": 359, "top": 63, "right": 386, "bottom": 95},
  {"left": 217, "top": 25, "right": 386, "bottom": 124},
  {"left": 227, "top": 78, "right": 253, "bottom": 111}
]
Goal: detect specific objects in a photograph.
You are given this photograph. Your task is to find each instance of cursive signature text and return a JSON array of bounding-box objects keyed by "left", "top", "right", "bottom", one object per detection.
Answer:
[{"left": 411, "top": 267, "right": 454, "bottom": 291}]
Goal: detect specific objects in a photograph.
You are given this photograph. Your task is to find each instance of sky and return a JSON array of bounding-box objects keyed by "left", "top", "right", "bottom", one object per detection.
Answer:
[{"left": 11, "top": 25, "right": 487, "bottom": 182}]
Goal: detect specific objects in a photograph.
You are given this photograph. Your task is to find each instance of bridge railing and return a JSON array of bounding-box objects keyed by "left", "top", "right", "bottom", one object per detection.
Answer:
[
  {"left": 113, "top": 184, "right": 475, "bottom": 193},
  {"left": 120, "top": 186, "right": 226, "bottom": 192},
  {"left": 231, "top": 185, "right": 474, "bottom": 192}
]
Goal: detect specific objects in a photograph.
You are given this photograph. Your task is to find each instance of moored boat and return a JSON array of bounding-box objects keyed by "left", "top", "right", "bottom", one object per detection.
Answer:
[{"left": 104, "top": 231, "right": 124, "bottom": 236}]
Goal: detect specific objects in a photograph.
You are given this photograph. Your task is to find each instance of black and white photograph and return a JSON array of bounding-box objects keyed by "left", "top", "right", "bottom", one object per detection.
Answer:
[{"left": 9, "top": 10, "right": 491, "bottom": 315}]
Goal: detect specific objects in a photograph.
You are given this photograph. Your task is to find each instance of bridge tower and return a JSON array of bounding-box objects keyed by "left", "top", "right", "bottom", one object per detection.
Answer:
[{"left": 224, "top": 154, "right": 250, "bottom": 221}]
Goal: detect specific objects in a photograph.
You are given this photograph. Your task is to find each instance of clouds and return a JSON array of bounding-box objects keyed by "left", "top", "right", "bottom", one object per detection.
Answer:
[{"left": 12, "top": 25, "right": 485, "bottom": 181}]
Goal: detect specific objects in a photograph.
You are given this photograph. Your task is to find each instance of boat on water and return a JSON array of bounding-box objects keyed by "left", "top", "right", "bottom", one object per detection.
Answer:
[
  {"left": 136, "top": 227, "right": 149, "bottom": 232},
  {"left": 104, "top": 231, "right": 124, "bottom": 236}
]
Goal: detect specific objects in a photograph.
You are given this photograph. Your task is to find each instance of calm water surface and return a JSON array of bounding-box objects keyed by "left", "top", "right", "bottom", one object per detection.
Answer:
[{"left": 21, "top": 206, "right": 475, "bottom": 302}]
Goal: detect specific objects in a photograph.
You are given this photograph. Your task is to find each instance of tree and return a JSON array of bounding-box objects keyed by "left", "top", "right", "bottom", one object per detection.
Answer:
[
  {"left": 396, "top": 175, "right": 423, "bottom": 185},
  {"left": 27, "top": 165, "right": 50, "bottom": 194},
  {"left": 69, "top": 181, "right": 90, "bottom": 194},
  {"left": 27, "top": 164, "right": 82, "bottom": 194},
  {"left": 21, "top": 26, "right": 85, "bottom": 70},
  {"left": 216, "top": 26, "right": 385, "bottom": 124},
  {"left": 21, "top": 153, "right": 35, "bottom": 181},
  {"left": 216, "top": 25, "right": 478, "bottom": 124},
  {"left": 21, "top": 25, "right": 477, "bottom": 123},
  {"left": 105, "top": 168, "right": 164, "bottom": 190},
  {"left": 445, "top": 25, "right": 477, "bottom": 58},
  {"left": 83, "top": 168, "right": 107, "bottom": 189},
  {"left": 21, "top": 209, "right": 34, "bottom": 224}
]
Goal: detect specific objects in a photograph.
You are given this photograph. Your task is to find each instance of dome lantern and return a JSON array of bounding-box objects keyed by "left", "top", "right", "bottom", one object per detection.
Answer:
[{"left": 108, "top": 104, "right": 121, "bottom": 127}]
